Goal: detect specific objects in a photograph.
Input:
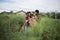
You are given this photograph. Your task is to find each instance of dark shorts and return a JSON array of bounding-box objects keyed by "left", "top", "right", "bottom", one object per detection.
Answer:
[{"left": 26, "top": 22, "right": 30, "bottom": 27}]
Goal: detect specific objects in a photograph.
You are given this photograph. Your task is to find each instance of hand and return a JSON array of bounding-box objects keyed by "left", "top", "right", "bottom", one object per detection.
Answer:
[{"left": 26, "top": 20, "right": 28, "bottom": 22}]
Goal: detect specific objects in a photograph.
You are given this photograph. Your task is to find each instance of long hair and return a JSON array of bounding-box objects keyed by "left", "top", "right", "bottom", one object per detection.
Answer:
[{"left": 26, "top": 12, "right": 32, "bottom": 18}]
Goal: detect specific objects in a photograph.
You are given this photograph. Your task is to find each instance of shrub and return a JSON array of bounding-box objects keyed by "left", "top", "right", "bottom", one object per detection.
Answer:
[{"left": 0, "top": 13, "right": 25, "bottom": 40}]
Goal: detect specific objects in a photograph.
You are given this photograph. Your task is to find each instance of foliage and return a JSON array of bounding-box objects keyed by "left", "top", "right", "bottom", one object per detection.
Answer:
[
  {"left": 45, "top": 12, "right": 60, "bottom": 19},
  {"left": 0, "top": 13, "right": 25, "bottom": 40},
  {"left": 1, "top": 17, "right": 59, "bottom": 40},
  {"left": 56, "top": 12, "right": 60, "bottom": 19},
  {"left": 0, "top": 12, "right": 60, "bottom": 40}
]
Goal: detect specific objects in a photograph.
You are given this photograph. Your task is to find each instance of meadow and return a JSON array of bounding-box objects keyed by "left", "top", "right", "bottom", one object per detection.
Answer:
[{"left": 0, "top": 12, "right": 60, "bottom": 40}]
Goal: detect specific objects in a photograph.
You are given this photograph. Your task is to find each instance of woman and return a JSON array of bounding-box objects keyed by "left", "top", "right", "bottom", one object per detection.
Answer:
[{"left": 25, "top": 12, "right": 32, "bottom": 27}]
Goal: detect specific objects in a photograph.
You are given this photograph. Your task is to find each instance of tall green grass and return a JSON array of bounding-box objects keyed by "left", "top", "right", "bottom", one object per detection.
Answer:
[
  {"left": 0, "top": 13, "right": 60, "bottom": 40},
  {"left": 4, "top": 17, "right": 60, "bottom": 40},
  {"left": 22, "top": 17, "right": 60, "bottom": 40},
  {"left": 0, "top": 13, "right": 25, "bottom": 40}
]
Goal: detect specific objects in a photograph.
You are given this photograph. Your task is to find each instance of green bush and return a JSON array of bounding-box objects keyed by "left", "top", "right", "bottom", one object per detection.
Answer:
[
  {"left": 56, "top": 13, "right": 60, "bottom": 19},
  {"left": 0, "top": 13, "right": 60, "bottom": 40},
  {"left": 21, "top": 17, "right": 60, "bottom": 40},
  {"left": 0, "top": 13, "right": 25, "bottom": 40}
]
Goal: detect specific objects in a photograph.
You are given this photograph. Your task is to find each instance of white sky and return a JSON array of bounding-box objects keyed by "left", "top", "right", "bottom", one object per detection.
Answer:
[{"left": 0, "top": 0, "right": 60, "bottom": 12}]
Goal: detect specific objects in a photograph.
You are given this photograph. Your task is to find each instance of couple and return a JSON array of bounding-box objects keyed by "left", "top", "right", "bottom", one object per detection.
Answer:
[{"left": 25, "top": 10, "right": 40, "bottom": 27}]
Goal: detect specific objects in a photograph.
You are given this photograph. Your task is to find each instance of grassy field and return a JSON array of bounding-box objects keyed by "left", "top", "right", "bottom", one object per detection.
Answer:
[{"left": 0, "top": 14, "right": 60, "bottom": 40}]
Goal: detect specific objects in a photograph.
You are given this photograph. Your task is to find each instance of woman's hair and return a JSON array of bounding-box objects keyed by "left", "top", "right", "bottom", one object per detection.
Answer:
[
  {"left": 26, "top": 12, "right": 31, "bottom": 15},
  {"left": 26, "top": 12, "right": 32, "bottom": 18}
]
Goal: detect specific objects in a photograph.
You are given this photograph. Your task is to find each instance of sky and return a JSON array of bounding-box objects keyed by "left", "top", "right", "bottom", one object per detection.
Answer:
[{"left": 0, "top": 0, "right": 60, "bottom": 12}]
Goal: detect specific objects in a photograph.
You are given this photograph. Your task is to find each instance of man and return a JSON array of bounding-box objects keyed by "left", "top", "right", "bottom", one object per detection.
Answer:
[{"left": 34, "top": 10, "right": 40, "bottom": 21}]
